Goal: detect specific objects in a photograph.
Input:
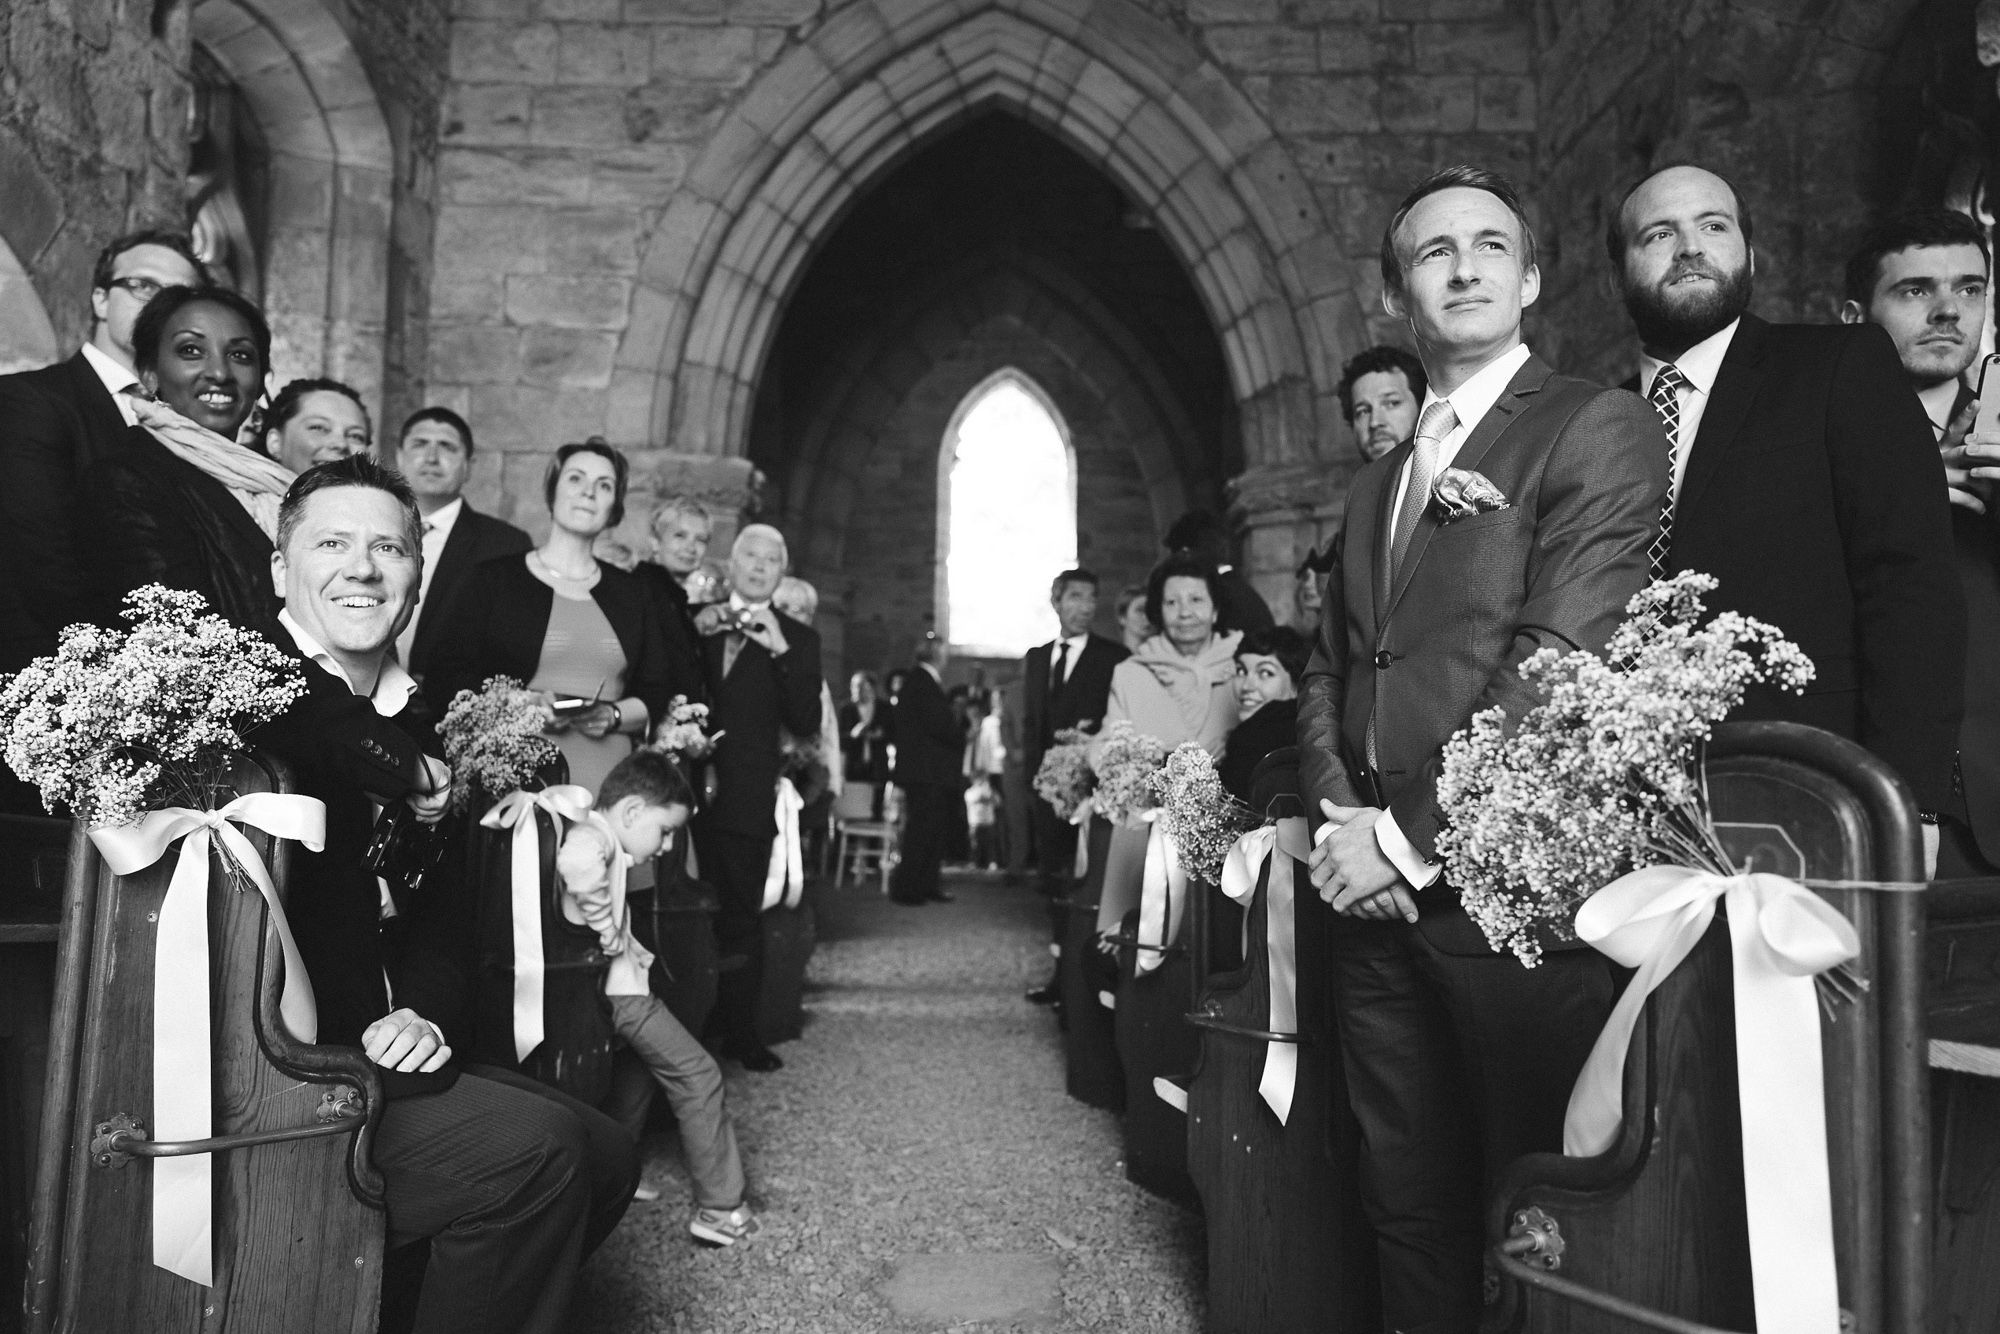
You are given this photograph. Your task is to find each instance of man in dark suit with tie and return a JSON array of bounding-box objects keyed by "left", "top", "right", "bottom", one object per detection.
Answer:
[
  {"left": 1839, "top": 208, "right": 1998, "bottom": 876},
  {"left": 0, "top": 229, "right": 205, "bottom": 678},
  {"left": 1608, "top": 165, "right": 1963, "bottom": 873},
  {"left": 694, "top": 523, "right": 823, "bottom": 1072},
  {"left": 889, "top": 634, "right": 964, "bottom": 906},
  {"left": 1300, "top": 165, "right": 1666, "bottom": 1331},
  {"left": 389, "top": 407, "right": 533, "bottom": 683},
  {"left": 1019, "top": 568, "right": 1127, "bottom": 1001}
]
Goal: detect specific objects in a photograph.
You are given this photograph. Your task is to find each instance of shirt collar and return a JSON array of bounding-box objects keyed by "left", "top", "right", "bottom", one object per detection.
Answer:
[
  {"left": 1423, "top": 342, "right": 1532, "bottom": 439},
  {"left": 423, "top": 497, "right": 464, "bottom": 540},
  {"left": 918, "top": 661, "right": 942, "bottom": 683},
  {"left": 279, "top": 608, "right": 419, "bottom": 717},
  {"left": 729, "top": 591, "right": 771, "bottom": 615},
  {"left": 81, "top": 342, "right": 144, "bottom": 425},
  {"left": 1640, "top": 317, "right": 1739, "bottom": 398}
]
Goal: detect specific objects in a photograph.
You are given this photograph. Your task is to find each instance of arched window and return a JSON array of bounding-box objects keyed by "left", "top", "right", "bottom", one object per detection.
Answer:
[{"left": 939, "top": 371, "right": 1078, "bottom": 657}]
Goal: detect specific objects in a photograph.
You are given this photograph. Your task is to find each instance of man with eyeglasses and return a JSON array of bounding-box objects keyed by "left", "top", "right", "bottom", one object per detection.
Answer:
[{"left": 0, "top": 228, "right": 206, "bottom": 676}]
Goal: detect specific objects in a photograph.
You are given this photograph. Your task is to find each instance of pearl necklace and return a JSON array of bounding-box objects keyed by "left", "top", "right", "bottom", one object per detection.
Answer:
[{"left": 531, "top": 550, "right": 599, "bottom": 584}]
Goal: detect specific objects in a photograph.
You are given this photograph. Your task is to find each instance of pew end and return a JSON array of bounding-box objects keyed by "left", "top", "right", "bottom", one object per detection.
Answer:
[{"left": 26, "top": 751, "right": 387, "bottom": 1334}]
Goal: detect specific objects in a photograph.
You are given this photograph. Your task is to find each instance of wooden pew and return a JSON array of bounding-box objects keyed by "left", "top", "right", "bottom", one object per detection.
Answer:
[
  {"left": 0, "top": 815, "right": 66, "bottom": 1334},
  {"left": 1059, "top": 817, "right": 1123, "bottom": 1112},
  {"left": 757, "top": 892, "right": 816, "bottom": 1049},
  {"left": 1110, "top": 902, "right": 1200, "bottom": 1207},
  {"left": 25, "top": 753, "right": 386, "bottom": 1334},
  {"left": 632, "top": 831, "right": 720, "bottom": 1037},
  {"left": 1923, "top": 878, "right": 2000, "bottom": 1328},
  {"left": 1487, "top": 721, "right": 1927, "bottom": 1333},
  {"left": 1183, "top": 749, "right": 1381, "bottom": 1332}
]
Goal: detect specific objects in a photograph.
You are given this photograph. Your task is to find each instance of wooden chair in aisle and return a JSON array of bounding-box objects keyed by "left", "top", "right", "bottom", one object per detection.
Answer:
[
  {"left": 25, "top": 752, "right": 385, "bottom": 1334},
  {"left": 1487, "top": 721, "right": 1929, "bottom": 1334},
  {"left": 830, "top": 781, "right": 897, "bottom": 893}
]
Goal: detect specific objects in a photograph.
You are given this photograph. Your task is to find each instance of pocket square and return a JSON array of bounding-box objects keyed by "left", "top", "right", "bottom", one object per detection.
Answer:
[{"left": 1431, "top": 468, "right": 1511, "bottom": 521}]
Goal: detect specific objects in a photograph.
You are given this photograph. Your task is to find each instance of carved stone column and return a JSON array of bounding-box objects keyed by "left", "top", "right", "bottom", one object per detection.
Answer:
[{"left": 1226, "top": 459, "right": 1356, "bottom": 628}]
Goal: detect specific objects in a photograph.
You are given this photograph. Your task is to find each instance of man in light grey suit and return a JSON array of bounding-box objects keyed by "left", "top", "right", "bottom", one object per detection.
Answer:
[{"left": 1297, "top": 165, "right": 1667, "bottom": 1332}]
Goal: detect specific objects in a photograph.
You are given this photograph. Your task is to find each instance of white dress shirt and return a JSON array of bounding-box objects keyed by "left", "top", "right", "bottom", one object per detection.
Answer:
[
  {"left": 1638, "top": 317, "right": 1739, "bottom": 501},
  {"left": 395, "top": 497, "right": 464, "bottom": 664},
  {"left": 1372, "top": 342, "right": 1532, "bottom": 891},
  {"left": 81, "top": 341, "right": 144, "bottom": 427},
  {"left": 1049, "top": 633, "right": 1088, "bottom": 685}
]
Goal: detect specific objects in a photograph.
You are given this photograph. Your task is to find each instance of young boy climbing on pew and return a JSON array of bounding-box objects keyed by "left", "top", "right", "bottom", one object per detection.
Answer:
[
  {"left": 556, "top": 747, "right": 759, "bottom": 1247},
  {"left": 1219, "top": 625, "right": 1308, "bottom": 802}
]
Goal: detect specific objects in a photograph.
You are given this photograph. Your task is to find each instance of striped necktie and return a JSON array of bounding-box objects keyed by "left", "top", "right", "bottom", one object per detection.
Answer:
[
  {"left": 1385, "top": 400, "right": 1459, "bottom": 593},
  {"left": 1645, "top": 365, "right": 1687, "bottom": 580}
]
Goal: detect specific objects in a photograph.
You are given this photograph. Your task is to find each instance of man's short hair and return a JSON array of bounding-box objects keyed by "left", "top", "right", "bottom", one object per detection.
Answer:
[
  {"left": 1843, "top": 208, "right": 1992, "bottom": 305},
  {"left": 130, "top": 285, "right": 271, "bottom": 379},
  {"left": 1163, "top": 510, "right": 1229, "bottom": 556},
  {"left": 277, "top": 454, "right": 422, "bottom": 555},
  {"left": 1336, "top": 345, "right": 1428, "bottom": 423},
  {"left": 1235, "top": 625, "right": 1310, "bottom": 684},
  {"left": 1380, "top": 165, "right": 1538, "bottom": 297},
  {"left": 267, "top": 377, "right": 371, "bottom": 438},
  {"left": 732, "top": 522, "right": 790, "bottom": 568},
  {"left": 651, "top": 494, "right": 710, "bottom": 534},
  {"left": 1145, "top": 550, "right": 1231, "bottom": 636},
  {"left": 400, "top": 406, "right": 475, "bottom": 456},
  {"left": 774, "top": 574, "right": 819, "bottom": 623},
  {"left": 601, "top": 747, "right": 695, "bottom": 812},
  {"left": 543, "top": 436, "right": 629, "bottom": 529},
  {"left": 1602, "top": 160, "right": 1757, "bottom": 268},
  {"left": 1050, "top": 567, "right": 1098, "bottom": 598},
  {"left": 91, "top": 228, "right": 206, "bottom": 295}
]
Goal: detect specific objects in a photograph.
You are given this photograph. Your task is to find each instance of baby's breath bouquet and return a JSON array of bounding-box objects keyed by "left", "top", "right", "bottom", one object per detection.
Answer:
[
  {"left": 0, "top": 585, "right": 305, "bottom": 828},
  {"left": 439, "top": 675, "right": 561, "bottom": 811},
  {"left": 1152, "top": 742, "right": 1262, "bottom": 883},
  {"left": 653, "top": 695, "right": 721, "bottom": 760},
  {"left": 1435, "top": 572, "right": 1815, "bottom": 967},
  {"left": 1033, "top": 727, "right": 1096, "bottom": 820},
  {"left": 1091, "top": 719, "right": 1171, "bottom": 828}
]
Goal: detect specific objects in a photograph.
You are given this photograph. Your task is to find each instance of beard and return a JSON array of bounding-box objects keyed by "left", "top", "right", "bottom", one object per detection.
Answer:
[{"left": 1622, "top": 257, "right": 1755, "bottom": 351}]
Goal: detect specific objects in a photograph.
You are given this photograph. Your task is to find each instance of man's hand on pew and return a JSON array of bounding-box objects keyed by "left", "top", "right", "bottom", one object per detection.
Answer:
[
  {"left": 363, "top": 1008, "right": 452, "bottom": 1073},
  {"left": 1310, "top": 802, "right": 1418, "bottom": 923},
  {"left": 407, "top": 756, "right": 452, "bottom": 825}
]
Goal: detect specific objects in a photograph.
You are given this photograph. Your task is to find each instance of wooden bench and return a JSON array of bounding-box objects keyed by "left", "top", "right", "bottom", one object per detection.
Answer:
[
  {"left": 1183, "top": 749, "right": 1380, "bottom": 1331},
  {"left": 632, "top": 831, "right": 720, "bottom": 1038},
  {"left": 1487, "top": 721, "right": 1928, "bottom": 1333},
  {"left": 1111, "top": 903, "right": 1200, "bottom": 1207},
  {"left": 1923, "top": 877, "right": 2000, "bottom": 1327},
  {"left": 25, "top": 753, "right": 386, "bottom": 1334},
  {"left": 757, "top": 892, "right": 816, "bottom": 1049},
  {"left": 0, "top": 814, "right": 66, "bottom": 1334},
  {"left": 1059, "top": 817, "right": 1123, "bottom": 1112}
]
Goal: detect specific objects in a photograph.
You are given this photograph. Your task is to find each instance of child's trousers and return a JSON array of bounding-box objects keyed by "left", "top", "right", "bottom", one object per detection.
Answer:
[{"left": 607, "top": 994, "right": 747, "bottom": 1209}]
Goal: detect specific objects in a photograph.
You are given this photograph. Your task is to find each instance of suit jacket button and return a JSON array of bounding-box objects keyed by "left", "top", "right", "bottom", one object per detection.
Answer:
[{"left": 1373, "top": 651, "right": 1393, "bottom": 669}]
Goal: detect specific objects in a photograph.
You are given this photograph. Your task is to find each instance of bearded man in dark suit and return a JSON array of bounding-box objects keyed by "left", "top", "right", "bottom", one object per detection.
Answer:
[
  {"left": 694, "top": 523, "right": 823, "bottom": 1073},
  {"left": 1299, "top": 165, "right": 1667, "bottom": 1331},
  {"left": 0, "top": 228, "right": 205, "bottom": 678},
  {"left": 1018, "top": 568, "right": 1127, "bottom": 1002},
  {"left": 389, "top": 407, "right": 532, "bottom": 683},
  {"left": 1608, "top": 164, "right": 1963, "bottom": 874}
]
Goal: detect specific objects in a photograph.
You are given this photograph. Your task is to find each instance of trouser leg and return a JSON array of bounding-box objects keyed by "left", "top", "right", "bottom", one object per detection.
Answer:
[
  {"left": 610, "top": 994, "right": 747, "bottom": 1209},
  {"left": 699, "top": 826, "right": 769, "bottom": 1051}
]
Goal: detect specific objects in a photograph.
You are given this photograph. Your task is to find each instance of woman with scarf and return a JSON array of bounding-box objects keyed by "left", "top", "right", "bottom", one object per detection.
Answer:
[
  {"left": 1092, "top": 550, "right": 1243, "bottom": 936},
  {"left": 81, "top": 286, "right": 297, "bottom": 630}
]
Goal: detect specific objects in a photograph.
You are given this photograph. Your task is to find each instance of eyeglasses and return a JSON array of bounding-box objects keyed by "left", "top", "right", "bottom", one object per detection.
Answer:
[{"left": 106, "top": 277, "right": 165, "bottom": 302}]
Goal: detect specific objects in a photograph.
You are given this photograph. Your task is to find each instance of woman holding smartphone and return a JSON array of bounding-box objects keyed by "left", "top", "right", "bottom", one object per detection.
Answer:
[{"left": 425, "top": 438, "right": 675, "bottom": 791}]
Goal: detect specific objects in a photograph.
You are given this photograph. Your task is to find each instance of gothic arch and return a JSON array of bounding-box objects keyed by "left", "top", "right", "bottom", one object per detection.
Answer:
[
  {"left": 190, "top": 0, "right": 392, "bottom": 403},
  {"left": 0, "top": 235, "right": 58, "bottom": 375},
  {"left": 619, "top": 0, "right": 1352, "bottom": 473}
]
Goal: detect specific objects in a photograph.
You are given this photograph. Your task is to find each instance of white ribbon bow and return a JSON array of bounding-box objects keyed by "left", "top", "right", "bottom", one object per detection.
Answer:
[
  {"left": 1134, "top": 812, "right": 1186, "bottom": 977},
  {"left": 1219, "top": 817, "right": 1312, "bottom": 1123},
  {"left": 90, "top": 793, "right": 326, "bottom": 1288},
  {"left": 763, "top": 778, "right": 805, "bottom": 911},
  {"left": 480, "top": 785, "right": 595, "bottom": 1063},
  {"left": 1565, "top": 865, "right": 1859, "bottom": 1334},
  {"left": 1069, "top": 797, "right": 1095, "bottom": 878}
]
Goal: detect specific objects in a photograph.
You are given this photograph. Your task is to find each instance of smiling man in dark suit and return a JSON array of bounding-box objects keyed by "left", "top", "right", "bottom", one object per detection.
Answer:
[
  {"left": 390, "top": 406, "right": 532, "bottom": 682},
  {"left": 1019, "top": 568, "right": 1127, "bottom": 1002},
  {"left": 1608, "top": 165, "right": 1963, "bottom": 873},
  {"left": 1299, "top": 165, "right": 1665, "bottom": 1332}
]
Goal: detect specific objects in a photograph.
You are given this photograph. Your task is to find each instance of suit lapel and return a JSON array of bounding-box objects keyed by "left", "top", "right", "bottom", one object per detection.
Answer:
[
  {"left": 1383, "top": 356, "right": 1547, "bottom": 619},
  {"left": 1353, "top": 446, "right": 1402, "bottom": 624},
  {"left": 1674, "top": 314, "right": 1767, "bottom": 529},
  {"left": 67, "top": 352, "right": 131, "bottom": 468}
]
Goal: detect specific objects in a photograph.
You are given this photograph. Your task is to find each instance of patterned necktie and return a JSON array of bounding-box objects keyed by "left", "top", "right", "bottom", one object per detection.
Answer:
[
  {"left": 1387, "top": 400, "right": 1459, "bottom": 589},
  {"left": 1646, "top": 365, "right": 1686, "bottom": 580},
  {"left": 1049, "top": 640, "right": 1068, "bottom": 701}
]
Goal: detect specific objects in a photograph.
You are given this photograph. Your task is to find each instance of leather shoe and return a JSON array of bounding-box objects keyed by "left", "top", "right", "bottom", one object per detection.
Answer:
[
  {"left": 1024, "top": 984, "right": 1060, "bottom": 1006},
  {"left": 727, "top": 1045, "right": 784, "bottom": 1072}
]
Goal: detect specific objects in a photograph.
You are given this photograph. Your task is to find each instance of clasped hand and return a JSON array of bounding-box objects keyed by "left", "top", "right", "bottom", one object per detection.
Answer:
[
  {"left": 408, "top": 755, "right": 451, "bottom": 825},
  {"left": 694, "top": 603, "right": 789, "bottom": 657},
  {"left": 1308, "top": 799, "right": 1419, "bottom": 923},
  {"left": 363, "top": 1007, "right": 451, "bottom": 1073}
]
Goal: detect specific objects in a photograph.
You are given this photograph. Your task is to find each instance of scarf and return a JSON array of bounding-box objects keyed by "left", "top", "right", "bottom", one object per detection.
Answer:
[
  {"left": 131, "top": 396, "right": 295, "bottom": 541},
  {"left": 1130, "top": 630, "right": 1243, "bottom": 738}
]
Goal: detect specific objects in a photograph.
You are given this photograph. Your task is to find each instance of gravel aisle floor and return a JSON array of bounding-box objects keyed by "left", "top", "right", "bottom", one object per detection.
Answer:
[{"left": 573, "top": 869, "right": 1208, "bottom": 1332}]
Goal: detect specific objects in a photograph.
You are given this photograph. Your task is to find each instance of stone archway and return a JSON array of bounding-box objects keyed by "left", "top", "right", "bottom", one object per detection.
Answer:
[
  {"left": 190, "top": 0, "right": 393, "bottom": 405},
  {"left": 617, "top": 0, "right": 1357, "bottom": 484},
  {"left": 0, "top": 235, "right": 59, "bottom": 375}
]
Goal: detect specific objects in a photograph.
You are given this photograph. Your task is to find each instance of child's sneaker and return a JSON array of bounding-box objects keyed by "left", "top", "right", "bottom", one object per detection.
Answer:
[{"left": 689, "top": 1203, "right": 758, "bottom": 1247}]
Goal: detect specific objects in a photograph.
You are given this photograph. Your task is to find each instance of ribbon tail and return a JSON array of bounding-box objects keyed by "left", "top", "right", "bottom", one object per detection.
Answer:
[
  {"left": 153, "top": 826, "right": 214, "bottom": 1286},
  {"left": 1136, "top": 820, "right": 1170, "bottom": 978},
  {"left": 511, "top": 810, "right": 545, "bottom": 1064},
  {"left": 1072, "top": 806, "right": 1092, "bottom": 879},
  {"left": 1258, "top": 847, "right": 1299, "bottom": 1125}
]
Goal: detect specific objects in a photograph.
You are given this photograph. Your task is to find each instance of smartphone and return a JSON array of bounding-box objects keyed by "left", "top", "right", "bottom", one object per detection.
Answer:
[
  {"left": 1973, "top": 353, "right": 2000, "bottom": 442},
  {"left": 549, "top": 696, "right": 595, "bottom": 719}
]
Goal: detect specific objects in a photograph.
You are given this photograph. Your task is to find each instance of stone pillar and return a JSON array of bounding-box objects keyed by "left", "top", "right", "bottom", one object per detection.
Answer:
[{"left": 1227, "top": 460, "right": 1354, "bottom": 630}]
